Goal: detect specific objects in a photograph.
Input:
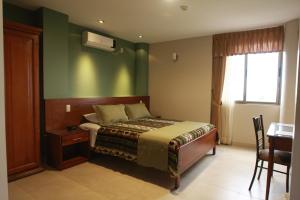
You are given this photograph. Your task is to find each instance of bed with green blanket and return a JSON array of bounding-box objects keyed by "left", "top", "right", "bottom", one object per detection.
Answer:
[{"left": 92, "top": 117, "right": 217, "bottom": 188}]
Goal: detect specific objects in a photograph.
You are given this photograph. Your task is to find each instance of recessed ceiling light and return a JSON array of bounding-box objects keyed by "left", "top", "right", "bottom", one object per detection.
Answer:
[
  {"left": 138, "top": 35, "right": 143, "bottom": 38},
  {"left": 98, "top": 19, "right": 104, "bottom": 24}
]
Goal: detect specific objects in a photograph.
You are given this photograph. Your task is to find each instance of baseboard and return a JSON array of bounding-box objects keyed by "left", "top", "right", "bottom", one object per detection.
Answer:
[
  {"left": 231, "top": 141, "right": 256, "bottom": 149},
  {"left": 8, "top": 167, "right": 44, "bottom": 182},
  {"left": 282, "top": 193, "right": 290, "bottom": 200}
]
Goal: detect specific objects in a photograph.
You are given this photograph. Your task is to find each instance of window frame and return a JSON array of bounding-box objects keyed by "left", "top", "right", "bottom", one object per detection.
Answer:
[{"left": 235, "top": 52, "right": 283, "bottom": 105}]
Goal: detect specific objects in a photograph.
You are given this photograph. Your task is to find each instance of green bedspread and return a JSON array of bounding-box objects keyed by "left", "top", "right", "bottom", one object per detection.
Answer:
[{"left": 137, "top": 121, "right": 208, "bottom": 171}]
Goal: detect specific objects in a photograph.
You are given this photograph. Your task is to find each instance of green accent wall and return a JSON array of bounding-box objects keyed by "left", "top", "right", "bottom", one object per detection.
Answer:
[
  {"left": 3, "top": 2, "right": 37, "bottom": 26},
  {"left": 39, "top": 8, "right": 70, "bottom": 98},
  {"left": 3, "top": 2, "right": 149, "bottom": 98},
  {"left": 69, "top": 24, "right": 136, "bottom": 97},
  {"left": 135, "top": 43, "right": 149, "bottom": 95}
]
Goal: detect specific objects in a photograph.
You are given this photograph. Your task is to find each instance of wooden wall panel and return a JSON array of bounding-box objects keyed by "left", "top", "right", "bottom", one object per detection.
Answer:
[{"left": 45, "top": 96, "right": 150, "bottom": 131}]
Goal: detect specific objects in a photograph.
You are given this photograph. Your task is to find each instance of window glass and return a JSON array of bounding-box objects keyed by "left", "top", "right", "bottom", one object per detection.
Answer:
[
  {"left": 226, "top": 55, "right": 245, "bottom": 101},
  {"left": 225, "top": 52, "right": 280, "bottom": 103},
  {"left": 246, "top": 53, "right": 279, "bottom": 102}
]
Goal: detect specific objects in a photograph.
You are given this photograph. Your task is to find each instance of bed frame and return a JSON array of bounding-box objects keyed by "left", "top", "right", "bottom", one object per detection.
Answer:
[
  {"left": 174, "top": 128, "right": 217, "bottom": 188},
  {"left": 45, "top": 96, "right": 218, "bottom": 189}
]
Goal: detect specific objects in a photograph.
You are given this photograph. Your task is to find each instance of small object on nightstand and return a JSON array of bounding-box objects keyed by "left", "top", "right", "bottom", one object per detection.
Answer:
[
  {"left": 66, "top": 125, "right": 78, "bottom": 131},
  {"left": 47, "top": 129, "right": 90, "bottom": 170}
]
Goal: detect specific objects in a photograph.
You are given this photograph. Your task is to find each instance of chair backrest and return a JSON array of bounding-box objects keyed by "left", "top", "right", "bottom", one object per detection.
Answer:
[{"left": 252, "top": 115, "right": 265, "bottom": 155}]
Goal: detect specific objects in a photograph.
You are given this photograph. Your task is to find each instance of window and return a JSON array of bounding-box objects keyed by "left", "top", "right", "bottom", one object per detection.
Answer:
[{"left": 226, "top": 52, "right": 281, "bottom": 104}]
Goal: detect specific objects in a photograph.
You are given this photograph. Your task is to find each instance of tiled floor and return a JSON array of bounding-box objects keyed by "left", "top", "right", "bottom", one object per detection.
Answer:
[{"left": 9, "top": 145, "right": 288, "bottom": 200}]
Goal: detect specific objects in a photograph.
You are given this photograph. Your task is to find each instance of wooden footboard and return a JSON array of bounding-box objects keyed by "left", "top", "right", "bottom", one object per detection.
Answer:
[{"left": 173, "top": 128, "right": 218, "bottom": 189}]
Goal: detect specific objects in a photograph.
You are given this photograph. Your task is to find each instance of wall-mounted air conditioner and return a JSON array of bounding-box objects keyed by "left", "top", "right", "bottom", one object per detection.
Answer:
[{"left": 82, "top": 31, "right": 116, "bottom": 52}]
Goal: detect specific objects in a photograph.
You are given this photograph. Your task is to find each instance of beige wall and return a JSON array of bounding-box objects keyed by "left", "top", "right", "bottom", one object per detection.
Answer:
[
  {"left": 232, "top": 104, "right": 280, "bottom": 146},
  {"left": 0, "top": 1, "right": 9, "bottom": 199},
  {"left": 149, "top": 36, "right": 212, "bottom": 122},
  {"left": 280, "top": 19, "right": 299, "bottom": 124},
  {"left": 290, "top": 18, "right": 300, "bottom": 200}
]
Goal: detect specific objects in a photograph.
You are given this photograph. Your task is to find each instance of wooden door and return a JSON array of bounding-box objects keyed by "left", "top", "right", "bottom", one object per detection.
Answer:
[{"left": 4, "top": 22, "right": 41, "bottom": 176}]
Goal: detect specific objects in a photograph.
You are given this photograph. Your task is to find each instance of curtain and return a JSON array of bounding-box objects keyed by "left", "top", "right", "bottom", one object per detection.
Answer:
[
  {"left": 211, "top": 26, "right": 284, "bottom": 144},
  {"left": 213, "top": 26, "right": 284, "bottom": 57},
  {"left": 211, "top": 56, "right": 226, "bottom": 133},
  {"left": 219, "top": 57, "right": 239, "bottom": 144}
]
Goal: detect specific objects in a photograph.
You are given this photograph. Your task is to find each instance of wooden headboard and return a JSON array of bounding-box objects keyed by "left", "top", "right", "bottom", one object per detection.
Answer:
[{"left": 45, "top": 96, "right": 150, "bottom": 131}]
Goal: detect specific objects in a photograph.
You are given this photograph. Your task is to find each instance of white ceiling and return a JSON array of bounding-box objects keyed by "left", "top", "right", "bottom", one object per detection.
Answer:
[{"left": 7, "top": 0, "right": 300, "bottom": 43}]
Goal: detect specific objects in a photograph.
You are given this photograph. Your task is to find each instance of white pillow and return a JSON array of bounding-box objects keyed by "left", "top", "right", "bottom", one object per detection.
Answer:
[
  {"left": 79, "top": 123, "right": 100, "bottom": 131},
  {"left": 83, "top": 113, "right": 99, "bottom": 124}
]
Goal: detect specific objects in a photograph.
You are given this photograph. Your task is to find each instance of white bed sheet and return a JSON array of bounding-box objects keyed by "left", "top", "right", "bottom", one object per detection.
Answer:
[{"left": 79, "top": 123, "right": 100, "bottom": 147}]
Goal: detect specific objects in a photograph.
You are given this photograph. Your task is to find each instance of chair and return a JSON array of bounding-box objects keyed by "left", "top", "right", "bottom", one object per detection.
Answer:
[{"left": 248, "top": 115, "right": 291, "bottom": 192}]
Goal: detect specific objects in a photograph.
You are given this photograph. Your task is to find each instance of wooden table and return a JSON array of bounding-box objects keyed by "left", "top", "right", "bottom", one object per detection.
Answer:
[{"left": 265, "top": 123, "right": 294, "bottom": 200}]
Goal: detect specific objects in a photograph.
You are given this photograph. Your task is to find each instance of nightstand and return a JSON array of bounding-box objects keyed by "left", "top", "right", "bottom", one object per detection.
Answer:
[{"left": 46, "top": 128, "right": 90, "bottom": 170}]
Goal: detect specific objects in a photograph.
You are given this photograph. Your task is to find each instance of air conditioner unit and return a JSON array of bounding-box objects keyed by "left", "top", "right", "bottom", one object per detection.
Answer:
[{"left": 82, "top": 31, "right": 116, "bottom": 52}]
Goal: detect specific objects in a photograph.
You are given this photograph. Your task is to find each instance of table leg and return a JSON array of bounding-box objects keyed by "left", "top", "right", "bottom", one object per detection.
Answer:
[{"left": 266, "top": 139, "right": 274, "bottom": 200}]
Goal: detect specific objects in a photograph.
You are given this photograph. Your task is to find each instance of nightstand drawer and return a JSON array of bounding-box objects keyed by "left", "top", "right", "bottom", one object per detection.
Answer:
[{"left": 62, "top": 133, "right": 89, "bottom": 146}]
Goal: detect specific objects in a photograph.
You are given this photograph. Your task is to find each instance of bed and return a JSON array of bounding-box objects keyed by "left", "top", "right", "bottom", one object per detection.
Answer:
[
  {"left": 45, "top": 96, "right": 217, "bottom": 189},
  {"left": 85, "top": 117, "right": 217, "bottom": 189}
]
